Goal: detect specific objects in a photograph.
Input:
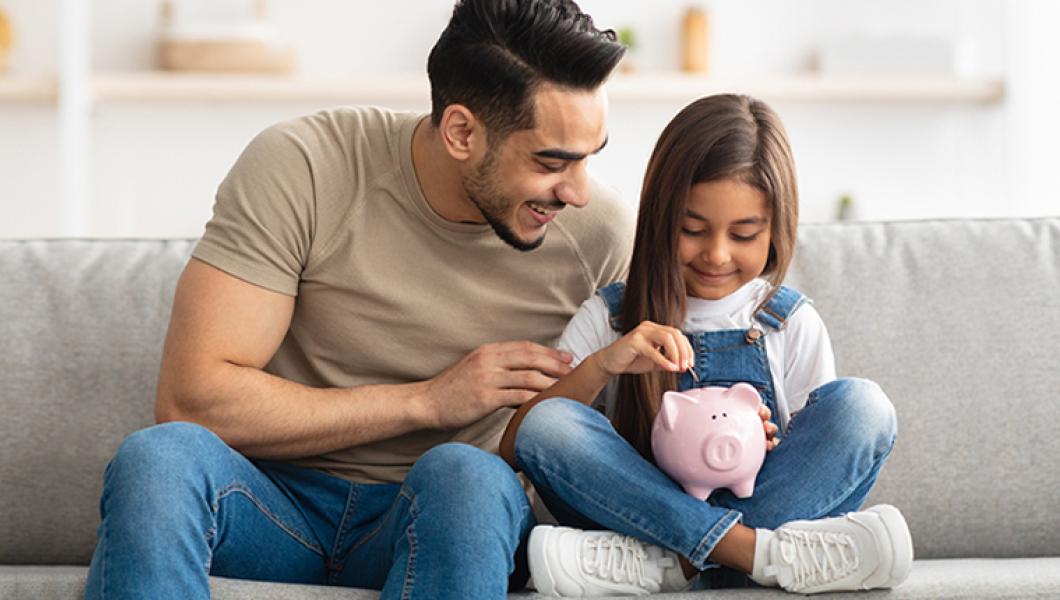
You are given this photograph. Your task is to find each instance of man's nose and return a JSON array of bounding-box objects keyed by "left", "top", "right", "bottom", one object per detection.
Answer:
[{"left": 554, "top": 166, "right": 590, "bottom": 208}]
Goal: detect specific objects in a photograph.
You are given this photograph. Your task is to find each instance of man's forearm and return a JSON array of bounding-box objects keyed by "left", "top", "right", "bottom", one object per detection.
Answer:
[{"left": 156, "top": 361, "right": 435, "bottom": 460}]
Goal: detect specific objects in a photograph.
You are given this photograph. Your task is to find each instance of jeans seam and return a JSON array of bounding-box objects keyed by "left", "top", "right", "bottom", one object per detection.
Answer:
[
  {"left": 336, "top": 487, "right": 407, "bottom": 564},
  {"left": 329, "top": 483, "right": 361, "bottom": 561},
  {"left": 203, "top": 525, "right": 215, "bottom": 571},
  {"left": 213, "top": 483, "right": 325, "bottom": 557},
  {"left": 400, "top": 488, "right": 420, "bottom": 600}
]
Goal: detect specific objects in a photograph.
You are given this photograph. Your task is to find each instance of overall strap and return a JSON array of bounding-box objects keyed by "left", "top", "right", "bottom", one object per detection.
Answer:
[
  {"left": 753, "top": 285, "right": 810, "bottom": 332},
  {"left": 596, "top": 282, "right": 626, "bottom": 332}
]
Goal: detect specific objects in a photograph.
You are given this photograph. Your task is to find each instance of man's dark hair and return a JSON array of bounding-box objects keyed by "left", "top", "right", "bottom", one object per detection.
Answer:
[{"left": 427, "top": 0, "right": 625, "bottom": 144}]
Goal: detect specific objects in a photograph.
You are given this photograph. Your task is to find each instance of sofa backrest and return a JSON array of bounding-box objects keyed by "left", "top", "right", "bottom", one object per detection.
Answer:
[
  {"left": 1, "top": 218, "right": 1058, "bottom": 565},
  {"left": 1, "top": 240, "right": 195, "bottom": 564}
]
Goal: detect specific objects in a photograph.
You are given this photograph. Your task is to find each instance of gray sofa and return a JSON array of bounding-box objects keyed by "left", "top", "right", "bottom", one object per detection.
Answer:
[{"left": 2, "top": 217, "right": 1058, "bottom": 599}]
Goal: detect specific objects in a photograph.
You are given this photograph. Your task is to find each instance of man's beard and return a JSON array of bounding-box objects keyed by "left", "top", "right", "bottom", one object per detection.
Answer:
[{"left": 464, "top": 149, "right": 546, "bottom": 252}]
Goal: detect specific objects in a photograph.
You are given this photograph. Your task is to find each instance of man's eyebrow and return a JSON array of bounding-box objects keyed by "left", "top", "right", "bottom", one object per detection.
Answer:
[
  {"left": 685, "top": 210, "right": 769, "bottom": 226},
  {"left": 533, "top": 136, "right": 609, "bottom": 161}
]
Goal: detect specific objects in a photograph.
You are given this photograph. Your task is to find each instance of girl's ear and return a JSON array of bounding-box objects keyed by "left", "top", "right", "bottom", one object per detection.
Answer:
[
  {"left": 659, "top": 391, "right": 698, "bottom": 431},
  {"left": 726, "top": 383, "right": 762, "bottom": 410}
]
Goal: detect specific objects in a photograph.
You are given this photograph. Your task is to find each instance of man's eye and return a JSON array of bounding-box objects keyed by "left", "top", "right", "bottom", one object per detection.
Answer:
[{"left": 539, "top": 162, "right": 565, "bottom": 173}]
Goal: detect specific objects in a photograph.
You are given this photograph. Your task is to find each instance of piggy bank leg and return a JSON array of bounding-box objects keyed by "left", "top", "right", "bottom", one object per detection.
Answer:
[
  {"left": 729, "top": 480, "right": 755, "bottom": 499},
  {"left": 684, "top": 484, "right": 715, "bottom": 501}
]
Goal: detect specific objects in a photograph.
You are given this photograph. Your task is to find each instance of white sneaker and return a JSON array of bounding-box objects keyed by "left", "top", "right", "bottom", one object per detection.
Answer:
[
  {"left": 756, "top": 504, "right": 914, "bottom": 594},
  {"left": 527, "top": 525, "right": 692, "bottom": 597}
]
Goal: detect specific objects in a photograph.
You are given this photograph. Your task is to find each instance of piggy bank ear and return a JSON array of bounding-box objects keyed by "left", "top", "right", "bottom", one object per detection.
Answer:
[
  {"left": 659, "top": 391, "right": 698, "bottom": 431},
  {"left": 727, "top": 383, "right": 762, "bottom": 410}
]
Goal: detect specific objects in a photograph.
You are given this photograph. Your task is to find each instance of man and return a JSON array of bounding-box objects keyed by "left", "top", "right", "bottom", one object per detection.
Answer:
[{"left": 83, "top": 1, "right": 630, "bottom": 598}]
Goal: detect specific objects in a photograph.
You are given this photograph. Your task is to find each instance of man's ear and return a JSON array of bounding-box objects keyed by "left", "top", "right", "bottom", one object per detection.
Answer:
[{"left": 439, "top": 104, "right": 483, "bottom": 162}]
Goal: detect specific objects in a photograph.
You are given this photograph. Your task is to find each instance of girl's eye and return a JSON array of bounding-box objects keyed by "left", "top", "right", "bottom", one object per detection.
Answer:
[
  {"left": 731, "top": 233, "right": 760, "bottom": 242},
  {"left": 681, "top": 228, "right": 706, "bottom": 237}
]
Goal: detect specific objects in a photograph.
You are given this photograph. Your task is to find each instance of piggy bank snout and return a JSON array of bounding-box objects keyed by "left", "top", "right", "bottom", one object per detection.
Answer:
[{"left": 703, "top": 433, "right": 743, "bottom": 471}]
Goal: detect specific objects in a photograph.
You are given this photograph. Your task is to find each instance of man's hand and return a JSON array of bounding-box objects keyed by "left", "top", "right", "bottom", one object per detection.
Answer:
[{"left": 419, "top": 341, "right": 573, "bottom": 430}]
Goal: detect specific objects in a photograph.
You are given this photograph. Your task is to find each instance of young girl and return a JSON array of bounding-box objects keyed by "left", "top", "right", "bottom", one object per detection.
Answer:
[{"left": 500, "top": 94, "right": 912, "bottom": 596}]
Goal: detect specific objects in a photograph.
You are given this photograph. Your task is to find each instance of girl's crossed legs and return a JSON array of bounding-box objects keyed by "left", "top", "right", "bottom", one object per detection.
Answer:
[{"left": 513, "top": 377, "right": 911, "bottom": 595}]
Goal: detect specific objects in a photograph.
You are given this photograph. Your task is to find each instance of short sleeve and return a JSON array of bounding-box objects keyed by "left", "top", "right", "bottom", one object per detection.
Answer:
[
  {"left": 556, "top": 294, "right": 619, "bottom": 368},
  {"left": 782, "top": 304, "right": 837, "bottom": 414},
  {"left": 192, "top": 123, "right": 317, "bottom": 296},
  {"left": 585, "top": 178, "right": 635, "bottom": 290}
]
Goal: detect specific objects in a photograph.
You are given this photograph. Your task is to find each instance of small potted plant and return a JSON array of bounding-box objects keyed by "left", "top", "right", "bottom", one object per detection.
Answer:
[{"left": 617, "top": 26, "right": 638, "bottom": 74}]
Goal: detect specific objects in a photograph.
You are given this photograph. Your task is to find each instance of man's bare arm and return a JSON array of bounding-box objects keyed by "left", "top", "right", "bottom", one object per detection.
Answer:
[{"left": 155, "top": 258, "right": 573, "bottom": 460}]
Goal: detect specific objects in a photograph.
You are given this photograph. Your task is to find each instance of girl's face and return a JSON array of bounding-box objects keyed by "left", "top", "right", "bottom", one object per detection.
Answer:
[{"left": 678, "top": 178, "right": 773, "bottom": 300}]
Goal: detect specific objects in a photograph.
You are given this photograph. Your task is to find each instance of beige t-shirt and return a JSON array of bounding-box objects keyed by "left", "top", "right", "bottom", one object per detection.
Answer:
[{"left": 193, "top": 106, "right": 634, "bottom": 484}]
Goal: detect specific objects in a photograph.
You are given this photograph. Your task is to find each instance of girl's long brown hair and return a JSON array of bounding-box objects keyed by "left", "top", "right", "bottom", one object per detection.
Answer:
[{"left": 613, "top": 94, "right": 799, "bottom": 460}]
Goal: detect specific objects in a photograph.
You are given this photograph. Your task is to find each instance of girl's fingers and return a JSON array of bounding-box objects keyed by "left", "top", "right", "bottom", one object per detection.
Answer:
[
  {"left": 642, "top": 325, "right": 681, "bottom": 371},
  {"left": 660, "top": 333, "right": 682, "bottom": 371},
  {"left": 759, "top": 404, "right": 772, "bottom": 421},
  {"left": 635, "top": 336, "right": 678, "bottom": 372}
]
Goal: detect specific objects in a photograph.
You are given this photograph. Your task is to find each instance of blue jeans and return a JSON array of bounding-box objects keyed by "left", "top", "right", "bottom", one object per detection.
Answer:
[
  {"left": 514, "top": 377, "right": 897, "bottom": 575},
  {"left": 84, "top": 424, "right": 534, "bottom": 599}
]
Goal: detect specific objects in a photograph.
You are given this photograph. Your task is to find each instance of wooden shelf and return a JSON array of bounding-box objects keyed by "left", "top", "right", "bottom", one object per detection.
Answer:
[
  {"left": 88, "top": 71, "right": 1006, "bottom": 104},
  {"left": 0, "top": 77, "right": 58, "bottom": 102}
]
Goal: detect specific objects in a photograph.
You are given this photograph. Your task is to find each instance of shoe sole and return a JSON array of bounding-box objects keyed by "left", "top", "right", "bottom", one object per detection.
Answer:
[
  {"left": 866, "top": 504, "right": 914, "bottom": 588},
  {"left": 528, "top": 526, "right": 560, "bottom": 596}
]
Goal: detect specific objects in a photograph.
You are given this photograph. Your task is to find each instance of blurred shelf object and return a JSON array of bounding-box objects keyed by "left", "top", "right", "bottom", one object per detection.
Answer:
[
  {"left": 0, "top": 76, "right": 57, "bottom": 102},
  {"left": 157, "top": 0, "right": 296, "bottom": 74},
  {"left": 88, "top": 71, "right": 1006, "bottom": 104}
]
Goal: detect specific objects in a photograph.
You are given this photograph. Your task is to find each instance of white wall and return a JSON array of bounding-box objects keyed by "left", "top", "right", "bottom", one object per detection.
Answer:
[{"left": 0, "top": 0, "right": 1056, "bottom": 238}]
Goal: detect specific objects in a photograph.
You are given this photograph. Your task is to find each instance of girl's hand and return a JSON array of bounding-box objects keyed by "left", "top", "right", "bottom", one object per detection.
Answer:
[
  {"left": 595, "top": 320, "right": 694, "bottom": 377},
  {"left": 759, "top": 404, "right": 779, "bottom": 451}
]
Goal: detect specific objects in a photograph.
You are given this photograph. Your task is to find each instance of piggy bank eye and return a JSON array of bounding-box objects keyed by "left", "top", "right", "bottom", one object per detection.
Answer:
[
  {"left": 723, "top": 412, "right": 728, "bottom": 418},
  {"left": 711, "top": 415, "right": 717, "bottom": 420}
]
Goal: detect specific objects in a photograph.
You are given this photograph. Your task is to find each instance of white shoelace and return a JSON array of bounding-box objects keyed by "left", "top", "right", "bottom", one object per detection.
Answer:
[
  {"left": 775, "top": 529, "right": 860, "bottom": 589},
  {"left": 581, "top": 534, "right": 660, "bottom": 588}
]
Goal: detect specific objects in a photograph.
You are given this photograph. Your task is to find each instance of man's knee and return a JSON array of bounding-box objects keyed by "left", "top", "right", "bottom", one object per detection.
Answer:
[
  {"left": 106, "top": 422, "right": 226, "bottom": 492},
  {"left": 402, "top": 445, "right": 530, "bottom": 538},
  {"left": 406, "top": 443, "right": 528, "bottom": 512}
]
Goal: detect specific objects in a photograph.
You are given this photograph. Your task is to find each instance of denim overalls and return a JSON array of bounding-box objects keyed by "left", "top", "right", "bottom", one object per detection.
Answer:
[{"left": 596, "top": 281, "right": 809, "bottom": 434}]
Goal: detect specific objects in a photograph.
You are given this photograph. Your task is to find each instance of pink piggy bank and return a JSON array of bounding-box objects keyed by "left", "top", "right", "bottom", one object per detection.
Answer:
[{"left": 651, "top": 383, "right": 766, "bottom": 500}]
